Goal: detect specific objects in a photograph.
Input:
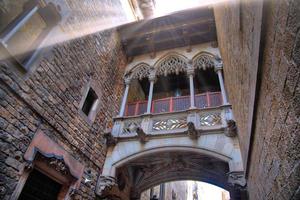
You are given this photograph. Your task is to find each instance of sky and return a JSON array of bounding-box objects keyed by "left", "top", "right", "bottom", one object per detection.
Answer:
[{"left": 187, "top": 181, "right": 230, "bottom": 200}]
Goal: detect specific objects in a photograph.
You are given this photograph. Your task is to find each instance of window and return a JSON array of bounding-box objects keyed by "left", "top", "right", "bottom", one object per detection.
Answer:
[
  {"left": 0, "top": 0, "right": 61, "bottom": 71},
  {"left": 81, "top": 87, "right": 99, "bottom": 122},
  {"left": 18, "top": 169, "right": 62, "bottom": 200}
]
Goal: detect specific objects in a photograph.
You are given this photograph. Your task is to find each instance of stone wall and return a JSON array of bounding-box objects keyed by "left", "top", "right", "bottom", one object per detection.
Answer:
[
  {"left": 214, "top": 0, "right": 300, "bottom": 199},
  {"left": 214, "top": 0, "right": 263, "bottom": 168},
  {"left": 0, "top": 28, "right": 127, "bottom": 199},
  {"left": 247, "top": 0, "right": 300, "bottom": 199}
]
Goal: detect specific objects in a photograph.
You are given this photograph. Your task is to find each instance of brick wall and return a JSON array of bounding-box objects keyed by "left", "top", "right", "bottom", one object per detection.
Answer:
[
  {"left": 214, "top": 0, "right": 300, "bottom": 199},
  {"left": 0, "top": 28, "right": 127, "bottom": 199}
]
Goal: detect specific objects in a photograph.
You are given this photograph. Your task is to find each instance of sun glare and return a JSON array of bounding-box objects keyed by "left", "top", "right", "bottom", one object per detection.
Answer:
[{"left": 154, "top": 0, "right": 227, "bottom": 17}]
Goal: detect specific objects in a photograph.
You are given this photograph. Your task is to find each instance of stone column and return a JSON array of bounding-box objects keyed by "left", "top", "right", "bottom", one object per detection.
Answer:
[
  {"left": 146, "top": 71, "right": 156, "bottom": 114},
  {"left": 119, "top": 78, "right": 131, "bottom": 117},
  {"left": 187, "top": 63, "right": 195, "bottom": 108},
  {"left": 215, "top": 62, "right": 229, "bottom": 105}
]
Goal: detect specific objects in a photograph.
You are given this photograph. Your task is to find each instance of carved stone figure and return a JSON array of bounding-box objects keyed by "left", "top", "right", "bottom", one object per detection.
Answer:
[
  {"left": 95, "top": 176, "right": 120, "bottom": 199},
  {"left": 228, "top": 172, "right": 246, "bottom": 187},
  {"left": 104, "top": 131, "right": 118, "bottom": 146},
  {"left": 225, "top": 120, "right": 237, "bottom": 137},
  {"left": 136, "top": 127, "right": 148, "bottom": 143},
  {"left": 186, "top": 122, "right": 199, "bottom": 139}
]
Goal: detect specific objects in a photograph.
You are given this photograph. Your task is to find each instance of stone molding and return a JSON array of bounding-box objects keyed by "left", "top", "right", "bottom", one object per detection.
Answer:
[{"left": 24, "top": 131, "right": 85, "bottom": 188}]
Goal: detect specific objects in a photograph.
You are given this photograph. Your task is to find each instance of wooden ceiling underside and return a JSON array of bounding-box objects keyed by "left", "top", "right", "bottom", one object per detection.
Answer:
[{"left": 118, "top": 7, "right": 217, "bottom": 57}]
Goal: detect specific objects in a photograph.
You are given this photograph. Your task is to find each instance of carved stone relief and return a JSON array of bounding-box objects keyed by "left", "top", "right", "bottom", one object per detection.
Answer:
[
  {"left": 156, "top": 55, "right": 188, "bottom": 76},
  {"left": 122, "top": 120, "right": 142, "bottom": 134},
  {"left": 199, "top": 113, "right": 222, "bottom": 126},
  {"left": 129, "top": 63, "right": 151, "bottom": 80},
  {"left": 152, "top": 118, "right": 187, "bottom": 131},
  {"left": 193, "top": 54, "right": 215, "bottom": 70}
]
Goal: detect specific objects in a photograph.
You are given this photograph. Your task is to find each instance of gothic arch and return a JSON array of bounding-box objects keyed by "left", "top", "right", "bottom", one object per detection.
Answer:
[
  {"left": 192, "top": 51, "right": 217, "bottom": 70},
  {"left": 154, "top": 52, "right": 189, "bottom": 76},
  {"left": 126, "top": 62, "right": 151, "bottom": 80},
  {"left": 113, "top": 148, "right": 231, "bottom": 199}
]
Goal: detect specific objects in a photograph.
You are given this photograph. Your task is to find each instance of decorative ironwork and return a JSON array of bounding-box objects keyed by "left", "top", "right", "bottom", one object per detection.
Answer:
[
  {"left": 129, "top": 63, "right": 151, "bottom": 80},
  {"left": 193, "top": 54, "right": 215, "bottom": 70},
  {"left": 122, "top": 120, "right": 142, "bottom": 134},
  {"left": 152, "top": 118, "right": 187, "bottom": 131},
  {"left": 156, "top": 55, "right": 188, "bottom": 76},
  {"left": 199, "top": 113, "right": 222, "bottom": 126}
]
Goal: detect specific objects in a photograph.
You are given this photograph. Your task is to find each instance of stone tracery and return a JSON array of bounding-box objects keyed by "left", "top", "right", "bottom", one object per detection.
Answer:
[
  {"left": 127, "top": 62, "right": 151, "bottom": 80},
  {"left": 192, "top": 53, "right": 216, "bottom": 70},
  {"left": 155, "top": 54, "right": 188, "bottom": 76}
]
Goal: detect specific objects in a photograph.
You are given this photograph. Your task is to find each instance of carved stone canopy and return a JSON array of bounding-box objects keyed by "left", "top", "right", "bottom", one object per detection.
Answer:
[{"left": 24, "top": 131, "right": 85, "bottom": 189}]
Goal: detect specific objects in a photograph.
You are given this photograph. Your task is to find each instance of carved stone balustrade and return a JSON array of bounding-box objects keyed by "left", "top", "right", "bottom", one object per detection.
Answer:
[{"left": 111, "top": 105, "right": 234, "bottom": 140}]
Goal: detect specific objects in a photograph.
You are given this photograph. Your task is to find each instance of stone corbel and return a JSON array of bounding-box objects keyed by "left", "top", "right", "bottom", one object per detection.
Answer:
[
  {"left": 136, "top": 127, "right": 149, "bottom": 143},
  {"left": 95, "top": 175, "right": 121, "bottom": 199},
  {"left": 104, "top": 130, "right": 118, "bottom": 147},
  {"left": 185, "top": 122, "right": 200, "bottom": 140},
  {"left": 225, "top": 120, "right": 237, "bottom": 137},
  {"left": 228, "top": 172, "right": 247, "bottom": 187}
]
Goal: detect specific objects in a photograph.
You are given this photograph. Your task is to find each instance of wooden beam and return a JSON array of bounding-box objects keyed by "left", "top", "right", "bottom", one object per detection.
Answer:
[{"left": 121, "top": 18, "right": 215, "bottom": 41}]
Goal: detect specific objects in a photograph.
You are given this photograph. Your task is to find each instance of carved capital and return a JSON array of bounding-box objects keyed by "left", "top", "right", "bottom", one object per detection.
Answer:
[
  {"left": 95, "top": 176, "right": 119, "bottom": 198},
  {"left": 228, "top": 172, "right": 247, "bottom": 187},
  {"left": 225, "top": 120, "right": 237, "bottom": 137},
  {"left": 214, "top": 59, "right": 223, "bottom": 72},
  {"left": 186, "top": 67, "right": 195, "bottom": 76},
  {"left": 124, "top": 77, "right": 131, "bottom": 85}
]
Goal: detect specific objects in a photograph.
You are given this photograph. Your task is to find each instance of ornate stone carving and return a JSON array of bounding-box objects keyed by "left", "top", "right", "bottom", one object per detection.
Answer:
[
  {"left": 36, "top": 154, "right": 70, "bottom": 175},
  {"left": 95, "top": 176, "right": 119, "bottom": 198},
  {"left": 156, "top": 55, "right": 188, "bottom": 76},
  {"left": 199, "top": 113, "right": 222, "bottom": 126},
  {"left": 185, "top": 122, "right": 199, "bottom": 139},
  {"left": 122, "top": 120, "right": 142, "bottom": 134},
  {"left": 228, "top": 172, "right": 247, "bottom": 187},
  {"left": 152, "top": 118, "right": 187, "bottom": 131},
  {"left": 136, "top": 127, "right": 148, "bottom": 143},
  {"left": 193, "top": 54, "right": 215, "bottom": 70},
  {"left": 129, "top": 63, "right": 151, "bottom": 80},
  {"left": 104, "top": 131, "right": 118, "bottom": 146},
  {"left": 225, "top": 120, "right": 237, "bottom": 137}
]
